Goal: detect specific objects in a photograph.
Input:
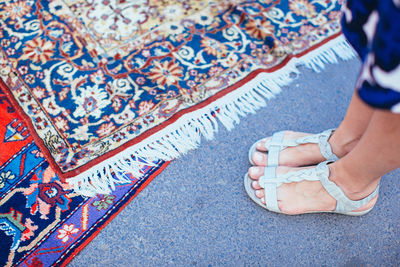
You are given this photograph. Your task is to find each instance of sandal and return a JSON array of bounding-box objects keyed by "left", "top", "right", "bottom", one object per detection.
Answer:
[
  {"left": 248, "top": 129, "right": 339, "bottom": 166},
  {"left": 243, "top": 161, "right": 379, "bottom": 216}
]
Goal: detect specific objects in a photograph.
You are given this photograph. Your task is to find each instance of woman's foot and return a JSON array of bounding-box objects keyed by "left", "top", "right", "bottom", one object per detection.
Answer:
[
  {"left": 251, "top": 130, "right": 358, "bottom": 167},
  {"left": 247, "top": 162, "right": 378, "bottom": 215}
]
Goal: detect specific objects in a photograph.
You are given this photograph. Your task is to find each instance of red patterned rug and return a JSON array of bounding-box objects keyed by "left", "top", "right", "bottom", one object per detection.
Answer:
[{"left": 0, "top": 84, "right": 168, "bottom": 266}]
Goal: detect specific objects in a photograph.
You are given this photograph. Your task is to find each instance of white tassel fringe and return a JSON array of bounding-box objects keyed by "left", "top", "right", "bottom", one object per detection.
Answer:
[{"left": 68, "top": 35, "right": 357, "bottom": 196}]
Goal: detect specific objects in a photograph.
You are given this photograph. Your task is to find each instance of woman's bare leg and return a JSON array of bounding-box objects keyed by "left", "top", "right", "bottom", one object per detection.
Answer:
[
  {"left": 329, "top": 91, "right": 374, "bottom": 157},
  {"left": 333, "top": 108, "right": 400, "bottom": 200}
]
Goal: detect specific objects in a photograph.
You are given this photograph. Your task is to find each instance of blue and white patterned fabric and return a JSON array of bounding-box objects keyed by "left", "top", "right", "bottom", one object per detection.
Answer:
[{"left": 341, "top": 0, "right": 400, "bottom": 112}]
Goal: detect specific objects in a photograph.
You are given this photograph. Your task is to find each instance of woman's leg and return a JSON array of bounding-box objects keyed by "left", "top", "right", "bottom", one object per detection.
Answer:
[
  {"left": 251, "top": 90, "right": 374, "bottom": 166},
  {"left": 249, "top": 96, "right": 400, "bottom": 214},
  {"left": 329, "top": 90, "right": 374, "bottom": 157},
  {"left": 333, "top": 108, "right": 400, "bottom": 200}
]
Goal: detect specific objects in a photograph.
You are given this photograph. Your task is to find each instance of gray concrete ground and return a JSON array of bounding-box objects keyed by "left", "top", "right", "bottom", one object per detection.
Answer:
[{"left": 69, "top": 58, "right": 400, "bottom": 266}]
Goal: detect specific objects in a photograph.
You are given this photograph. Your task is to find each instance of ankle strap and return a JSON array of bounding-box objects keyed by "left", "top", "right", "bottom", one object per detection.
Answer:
[
  {"left": 317, "top": 162, "right": 379, "bottom": 213},
  {"left": 318, "top": 129, "right": 339, "bottom": 161}
]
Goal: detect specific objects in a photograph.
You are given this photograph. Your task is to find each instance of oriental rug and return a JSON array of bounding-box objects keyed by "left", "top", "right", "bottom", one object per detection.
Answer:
[
  {"left": 0, "top": 0, "right": 358, "bottom": 265},
  {"left": 0, "top": 85, "right": 168, "bottom": 266},
  {"left": 0, "top": 0, "right": 356, "bottom": 195}
]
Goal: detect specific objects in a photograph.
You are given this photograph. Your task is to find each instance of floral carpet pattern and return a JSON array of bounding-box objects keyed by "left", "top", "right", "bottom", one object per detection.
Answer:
[
  {"left": 0, "top": 0, "right": 350, "bottom": 266},
  {"left": 0, "top": 85, "right": 167, "bottom": 266},
  {"left": 0, "top": 0, "right": 344, "bottom": 185}
]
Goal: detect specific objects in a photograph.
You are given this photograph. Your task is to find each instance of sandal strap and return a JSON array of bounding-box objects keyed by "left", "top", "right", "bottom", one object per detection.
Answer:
[
  {"left": 316, "top": 162, "right": 379, "bottom": 213},
  {"left": 317, "top": 129, "right": 339, "bottom": 161},
  {"left": 261, "top": 166, "right": 320, "bottom": 212},
  {"left": 265, "top": 131, "right": 285, "bottom": 166},
  {"left": 259, "top": 167, "right": 320, "bottom": 187},
  {"left": 262, "top": 167, "right": 280, "bottom": 212},
  {"left": 264, "top": 183, "right": 279, "bottom": 213},
  {"left": 259, "top": 162, "right": 379, "bottom": 213},
  {"left": 264, "top": 129, "right": 338, "bottom": 166}
]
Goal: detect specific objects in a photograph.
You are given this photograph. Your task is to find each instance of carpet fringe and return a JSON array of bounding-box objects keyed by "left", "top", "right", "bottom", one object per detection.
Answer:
[{"left": 68, "top": 34, "right": 357, "bottom": 196}]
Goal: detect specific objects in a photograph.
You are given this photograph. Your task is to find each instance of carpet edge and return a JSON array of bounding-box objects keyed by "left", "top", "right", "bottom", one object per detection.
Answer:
[{"left": 68, "top": 34, "right": 357, "bottom": 196}]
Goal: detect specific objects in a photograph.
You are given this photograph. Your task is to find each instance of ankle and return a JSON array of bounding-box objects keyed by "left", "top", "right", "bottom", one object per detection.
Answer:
[
  {"left": 328, "top": 162, "right": 379, "bottom": 201},
  {"left": 329, "top": 130, "right": 361, "bottom": 157}
]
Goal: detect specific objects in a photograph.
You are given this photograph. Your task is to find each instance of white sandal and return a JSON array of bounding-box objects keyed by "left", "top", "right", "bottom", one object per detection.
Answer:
[
  {"left": 244, "top": 161, "right": 379, "bottom": 216},
  {"left": 248, "top": 129, "right": 339, "bottom": 166}
]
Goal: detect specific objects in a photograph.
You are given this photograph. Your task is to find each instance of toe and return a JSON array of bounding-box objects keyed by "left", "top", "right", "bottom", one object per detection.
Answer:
[
  {"left": 252, "top": 151, "right": 267, "bottom": 166},
  {"left": 255, "top": 139, "right": 269, "bottom": 151},
  {"left": 248, "top": 166, "right": 264, "bottom": 179},
  {"left": 252, "top": 180, "right": 262, "bottom": 190},
  {"left": 255, "top": 189, "right": 265, "bottom": 199}
]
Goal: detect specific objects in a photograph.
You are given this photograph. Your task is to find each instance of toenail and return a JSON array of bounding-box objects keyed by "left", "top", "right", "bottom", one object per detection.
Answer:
[
  {"left": 256, "top": 142, "right": 264, "bottom": 149},
  {"left": 249, "top": 167, "right": 260, "bottom": 176},
  {"left": 254, "top": 152, "right": 263, "bottom": 163},
  {"left": 252, "top": 181, "right": 258, "bottom": 188}
]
